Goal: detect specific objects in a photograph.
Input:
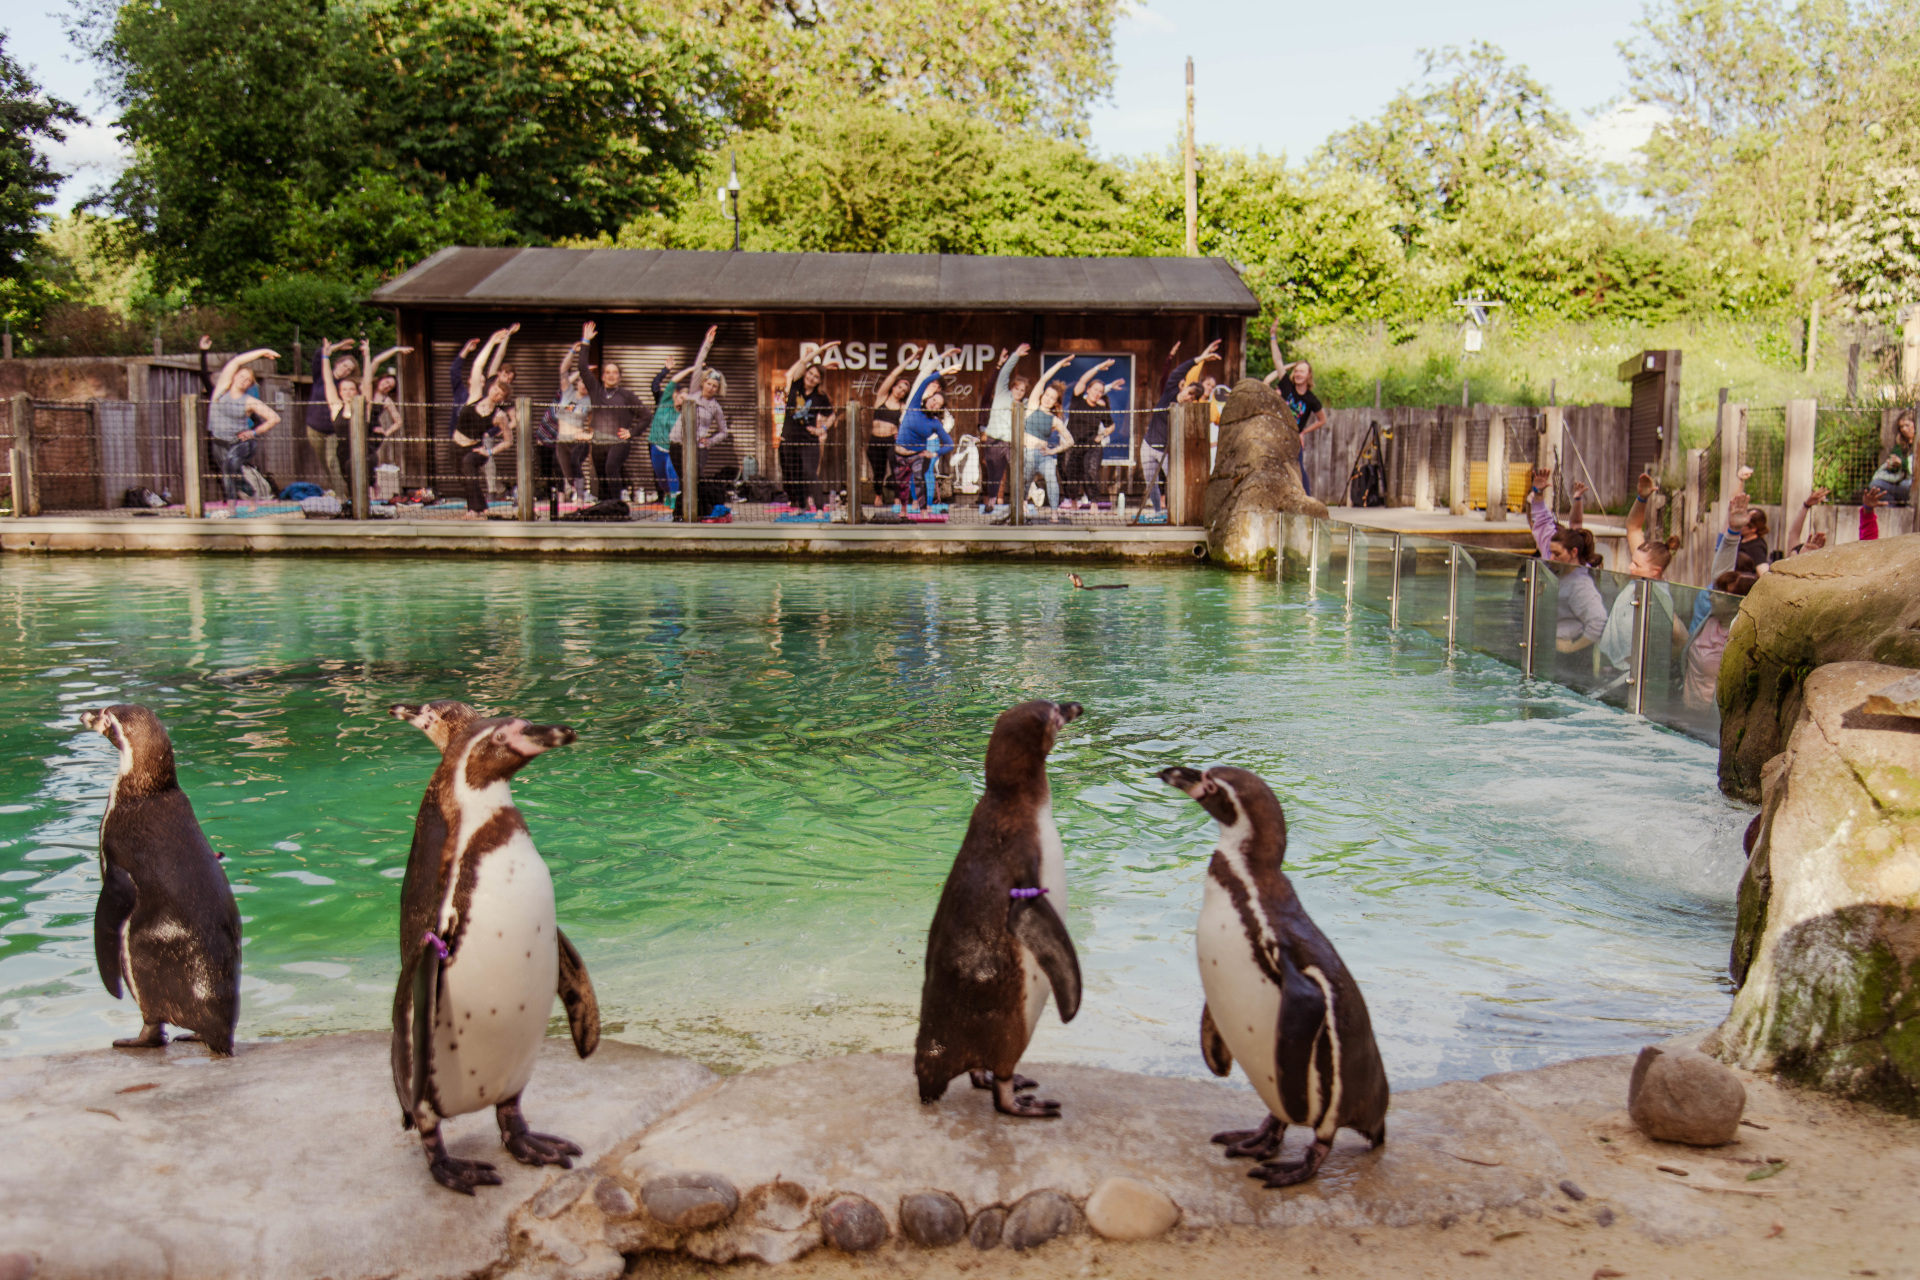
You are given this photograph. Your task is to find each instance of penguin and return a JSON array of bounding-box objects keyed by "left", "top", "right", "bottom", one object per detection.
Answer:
[
  {"left": 915, "top": 699, "right": 1084, "bottom": 1118},
  {"left": 387, "top": 704, "right": 602, "bottom": 1194},
  {"left": 81, "top": 705, "right": 242, "bottom": 1055},
  {"left": 1159, "top": 764, "right": 1388, "bottom": 1188}
]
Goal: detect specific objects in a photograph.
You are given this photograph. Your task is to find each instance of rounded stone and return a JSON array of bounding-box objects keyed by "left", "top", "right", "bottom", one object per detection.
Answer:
[
  {"left": 592, "top": 1177, "right": 638, "bottom": 1220},
  {"left": 640, "top": 1172, "right": 740, "bottom": 1230},
  {"left": 0, "top": 1255, "right": 32, "bottom": 1280},
  {"left": 1003, "top": 1190, "right": 1077, "bottom": 1251},
  {"left": 968, "top": 1206, "right": 1007, "bottom": 1250},
  {"left": 1084, "top": 1176, "right": 1179, "bottom": 1241},
  {"left": 899, "top": 1191, "right": 968, "bottom": 1247},
  {"left": 1628, "top": 1046, "right": 1746, "bottom": 1146},
  {"left": 819, "top": 1193, "right": 888, "bottom": 1253}
]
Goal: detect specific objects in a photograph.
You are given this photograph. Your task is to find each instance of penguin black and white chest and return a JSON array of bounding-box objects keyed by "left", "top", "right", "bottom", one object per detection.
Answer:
[
  {"left": 387, "top": 707, "right": 601, "bottom": 1194},
  {"left": 915, "top": 700, "right": 1084, "bottom": 1118},
  {"left": 1160, "top": 765, "right": 1389, "bottom": 1188},
  {"left": 81, "top": 705, "right": 241, "bottom": 1055}
]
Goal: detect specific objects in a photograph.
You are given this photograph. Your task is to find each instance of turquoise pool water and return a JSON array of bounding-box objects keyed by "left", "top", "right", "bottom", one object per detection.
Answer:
[{"left": 0, "top": 557, "right": 1750, "bottom": 1087}]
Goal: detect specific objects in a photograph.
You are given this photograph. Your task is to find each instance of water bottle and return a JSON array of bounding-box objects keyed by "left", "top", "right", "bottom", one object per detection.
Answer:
[{"left": 1116, "top": 492, "right": 1126, "bottom": 517}]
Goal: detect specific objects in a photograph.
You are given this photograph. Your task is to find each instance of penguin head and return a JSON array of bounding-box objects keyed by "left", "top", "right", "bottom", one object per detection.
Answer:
[
  {"left": 459, "top": 717, "right": 577, "bottom": 788},
  {"left": 1159, "top": 765, "right": 1288, "bottom": 858},
  {"left": 81, "top": 704, "right": 177, "bottom": 792},
  {"left": 984, "top": 700, "right": 1083, "bottom": 792},
  {"left": 391, "top": 700, "right": 481, "bottom": 754}
]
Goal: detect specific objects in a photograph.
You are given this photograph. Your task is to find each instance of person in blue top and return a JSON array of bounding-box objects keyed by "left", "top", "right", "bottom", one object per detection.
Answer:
[
  {"left": 1142, "top": 339, "right": 1218, "bottom": 513},
  {"left": 893, "top": 348, "right": 960, "bottom": 511}
]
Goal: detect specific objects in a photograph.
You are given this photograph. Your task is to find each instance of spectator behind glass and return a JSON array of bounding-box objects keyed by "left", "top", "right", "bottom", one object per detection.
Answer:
[
  {"left": 1523, "top": 468, "right": 1606, "bottom": 654},
  {"left": 1685, "top": 569, "right": 1757, "bottom": 709},
  {"left": 205, "top": 347, "right": 281, "bottom": 502},
  {"left": 1598, "top": 472, "right": 1687, "bottom": 672},
  {"left": 1782, "top": 486, "right": 1830, "bottom": 558}
]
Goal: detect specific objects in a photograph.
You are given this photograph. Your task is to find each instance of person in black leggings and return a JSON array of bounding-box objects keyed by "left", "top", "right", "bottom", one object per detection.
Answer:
[
  {"left": 780, "top": 344, "right": 838, "bottom": 510},
  {"left": 454, "top": 375, "right": 513, "bottom": 517}
]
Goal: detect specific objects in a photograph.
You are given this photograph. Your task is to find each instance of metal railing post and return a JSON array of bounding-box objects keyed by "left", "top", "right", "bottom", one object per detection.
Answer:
[
  {"left": 1630, "top": 578, "right": 1651, "bottom": 716},
  {"left": 512, "top": 396, "right": 533, "bottom": 522},
  {"left": 1344, "top": 525, "right": 1355, "bottom": 606},
  {"left": 1389, "top": 533, "right": 1402, "bottom": 628},
  {"left": 844, "top": 401, "right": 863, "bottom": 524},
  {"left": 179, "top": 393, "right": 203, "bottom": 519},
  {"left": 679, "top": 397, "right": 699, "bottom": 523},
  {"left": 1521, "top": 558, "right": 1538, "bottom": 680},
  {"left": 1446, "top": 542, "right": 1460, "bottom": 651},
  {"left": 1010, "top": 418, "right": 1026, "bottom": 526},
  {"left": 349, "top": 397, "right": 371, "bottom": 520},
  {"left": 9, "top": 394, "right": 36, "bottom": 518},
  {"left": 1307, "top": 520, "right": 1320, "bottom": 593}
]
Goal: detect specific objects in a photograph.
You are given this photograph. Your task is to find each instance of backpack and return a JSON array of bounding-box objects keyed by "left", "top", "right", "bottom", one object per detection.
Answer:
[{"left": 560, "top": 499, "right": 631, "bottom": 523}]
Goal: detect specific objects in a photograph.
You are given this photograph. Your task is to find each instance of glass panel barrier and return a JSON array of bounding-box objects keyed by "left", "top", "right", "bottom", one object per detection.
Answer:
[
  {"left": 1397, "top": 533, "right": 1453, "bottom": 639},
  {"left": 1353, "top": 528, "right": 1394, "bottom": 617},
  {"left": 1454, "top": 545, "right": 1533, "bottom": 671},
  {"left": 1324, "top": 521, "right": 1353, "bottom": 596},
  {"left": 1657, "top": 579, "right": 1729, "bottom": 746},
  {"left": 1548, "top": 564, "right": 1633, "bottom": 709}
]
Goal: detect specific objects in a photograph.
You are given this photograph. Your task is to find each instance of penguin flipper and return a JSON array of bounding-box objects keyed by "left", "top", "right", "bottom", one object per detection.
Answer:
[
  {"left": 1275, "top": 955, "right": 1332, "bottom": 1127},
  {"left": 555, "top": 928, "right": 600, "bottom": 1059},
  {"left": 94, "top": 862, "right": 137, "bottom": 999},
  {"left": 1200, "top": 1002, "right": 1234, "bottom": 1077},
  {"left": 409, "top": 937, "right": 443, "bottom": 1116},
  {"left": 1009, "top": 896, "right": 1081, "bottom": 1023}
]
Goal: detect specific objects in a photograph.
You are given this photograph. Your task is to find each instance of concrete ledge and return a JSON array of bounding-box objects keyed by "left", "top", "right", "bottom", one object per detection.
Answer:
[{"left": 0, "top": 518, "right": 1210, "bottom": 560}]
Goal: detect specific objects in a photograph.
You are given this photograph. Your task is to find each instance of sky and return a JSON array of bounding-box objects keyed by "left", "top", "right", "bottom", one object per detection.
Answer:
[{"left": 4, "top": 0, "right": 1663, "bottom": 213}]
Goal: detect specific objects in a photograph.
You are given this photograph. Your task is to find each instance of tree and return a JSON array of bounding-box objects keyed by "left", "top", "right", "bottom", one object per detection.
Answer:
[
  {"left": 644, "top": 0, "right": 1121, "bottom": 138},
  {"left": 276, "top": 170, "right": 515, "bottom": 280},
  {"left": 0, "top": 34, "right": 86, "bottom": 282},
  {"left": 1319, "top": 42, "right": 1583, "bottom": 234},
  {"left": 1820, "top": 164, "right": 1920, "bottom": 319}
]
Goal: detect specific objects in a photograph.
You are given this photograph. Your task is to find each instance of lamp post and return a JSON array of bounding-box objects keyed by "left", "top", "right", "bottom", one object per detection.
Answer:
[{"left": 718, "top": 149, "right": 742, "bottom": 251}]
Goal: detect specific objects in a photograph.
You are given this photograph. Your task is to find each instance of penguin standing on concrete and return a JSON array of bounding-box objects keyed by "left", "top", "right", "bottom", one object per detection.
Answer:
[
  {"left": 388, "top": 704, "right": 601, "bottom": 1194},
  {"left": 81, "top": 705, "right": 241, "bottom": 1055},
  {"left": 916, "top": 700, "right": 1084, "bottom": 1118},
  {"left": 1159, "top": 764, "right": 1388, "bottom": 1188}
]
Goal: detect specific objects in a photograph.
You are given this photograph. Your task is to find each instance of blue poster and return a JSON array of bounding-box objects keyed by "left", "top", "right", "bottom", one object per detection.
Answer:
[{"left": 1042, "top": 352, "right": 1136, "bottom": 465}]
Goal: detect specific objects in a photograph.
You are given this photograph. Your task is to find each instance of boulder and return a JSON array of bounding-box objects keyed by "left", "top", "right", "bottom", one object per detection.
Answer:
[
  {"left": 818, "top": 1193, "right": 888, "bottom": 1252},
  {"left": 1204, "top": 379, "right": 1330, "bottom": 573},
  {"left": 1716, "top": 534, "right": 1920, "bottom": 803},
  {"left": 1083, "top": 1176, "right": 1180, "bottom": 1240},
  {"left": 1716, "top": 661, "right": 1920, "bottom": 1114},
  {"left": 898, "top": 1191, "right": 968, "bottom": 1247},
  {"left": 968, "top": 1206, "right": 1007, "bottom": 1250},
  {"left": 640, "top": 1172, "right": 739, "bottom": 1230},
  {"left": 1626, "top": 1046, "right": 1746, "bottom": 1145},
  {"left": 1003, "top": 1189, "right": 1078, "bottom": 1250}
]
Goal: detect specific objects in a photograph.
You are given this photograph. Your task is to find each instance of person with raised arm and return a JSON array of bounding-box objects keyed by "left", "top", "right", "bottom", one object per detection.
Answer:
[
  {"left": 1598, "top": 472, "right": 1688, "bottom": 672},
  {"left": 648, "top": 325, "right": 715, "bottom": 508},
  {"left": 360, "top": 341, "right": 412, "bottom": 474},
  {"left": 1783, "top": 486, "right": 1830, "bottom": 557},
  {"left": 1142, "top": 339, "right": 1217, "bottom": 515},
  {"left": 1022, "top": 356, "right": 1075, "bottom": 515},
  {"left": 553, "top": 338, "right": 596, "bottom": 505},
  {"left": 205, "top": 347, "right": 281, "bottom": 503},
  {"left": 318, "top": 339, "right": 367, "bottom": 496},
  {"left": 893, "top": 347, "right": 960, "bottom": 512},
  {"left": 572, "top": 321, "right": 639, "bottom": 500},
  {"left": 670, "top": 352, "right": 731, "bottom": 516},
  {"left": 1068, "top": 358, "right": 1124, "bottom": 509},
  {"left": 869, "top": 358, "right": 916, "bottom": 506},
  {"left": 780, "top": 342, "right": 839, "bottom": 512},
  {"left": 304, "top": 337, "right": 357, "bottom": 493},
  {"left": 452, "top": 368, "right": 514, "bottom": 519},
  {"left": 980, "top": 344, "right": 1030, "bottom": 513},
  {"left": 1859, "top": 484, "right": 1887, "bottom": 541}
]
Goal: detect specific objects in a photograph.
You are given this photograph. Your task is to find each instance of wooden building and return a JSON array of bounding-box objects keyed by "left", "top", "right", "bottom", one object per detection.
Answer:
[{"left": 371, "top": 248, "right": 1259, "bottom": 486}]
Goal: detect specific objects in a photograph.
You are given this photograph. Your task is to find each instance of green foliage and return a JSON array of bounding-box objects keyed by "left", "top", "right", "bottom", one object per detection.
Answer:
[
  {"left": 0, "top": 33, "right": 86, "bottom": 282},
  {"left": 277, "top": 170, "right": 514, "bottom": 280},
  {"left": 1819, "top": 164, "right": 1920, "bottom": 320},
  {"left": 234, "top": 273, "right": 394, "bottom": 357}
]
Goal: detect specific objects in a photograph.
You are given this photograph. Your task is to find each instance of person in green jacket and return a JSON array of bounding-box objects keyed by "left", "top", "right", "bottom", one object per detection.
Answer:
[{"left": 647, "top": 325, "right": 716, "bottom": 503}]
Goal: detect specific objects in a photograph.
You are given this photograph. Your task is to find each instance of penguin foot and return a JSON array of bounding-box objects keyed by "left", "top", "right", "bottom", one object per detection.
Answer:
[
  {"left": 1212, "top": 1115, "right": 1284, "bottom": 1159},
  {"left": 496, "top": 1098, "right": 582, "bottom": 1168},
  {"left": 429, "top": 1154, "right": 505, "bottom": 1195},
  {"left": 970, "top": 1070, "right": 1039, "bottom": 1093},
  {"left": 112, "top": 1022, "right": 168, "bottom": 1049},
  {"left": 1250, "top": 1138, "right": 1331, "bottom": 1189},
  {"left": 992, "top": 1076, "right": 1060, "bottom": 1118}
]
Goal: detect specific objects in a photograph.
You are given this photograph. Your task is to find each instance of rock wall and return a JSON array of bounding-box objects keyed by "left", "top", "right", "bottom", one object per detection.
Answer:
[
  {"left": 1716, "top": 534, "right": 1920, "bottom": 803},
  {"left": 1204, "top": 379, "right": 1330, "bottom": 573},
  {"left": 1716, "top": 662, "right": 1920, "bottom": 1114}
]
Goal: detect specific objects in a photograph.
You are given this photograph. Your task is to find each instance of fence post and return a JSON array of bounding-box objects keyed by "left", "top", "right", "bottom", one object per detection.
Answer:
[
  {"left": 349, "top": 397, "right": 370, "bottom": 520},
  {"left": 1010, "top": 419, "right": 1027, "bottom": 526},
  {"left": 1541, "top": 404, "right": 1563, "bottom": 474},
  {"left": 844, "top": 402, "right": 863, "bottom": 525},
  {"left": 1521, "top": 558, "right": 1538, "bottom": 680},
  {"left": 1389, "top": 533, "right": 1402, "bottom": 628},
  {"left": 1485, "top": 414, "right": 1508, "bottom": 522},
  {"left": 1182, "top": 401, "right": 1210, "bottom": 524},
  {"left": 679, "top": 397, "right": 699, "bottom": 523},
  {"left": 1782, "top": 399, "right": 1815, "bottom": 520},
  {"left": 9, "top": 394, "right": 36, "bottom": 518},
  {"left": 178, "top": 393, "right": 203, "bottom": 519},
  {"left": 1448, "top": 412, "right": 1468, "bottom": 515},
  {"left": 1630, "top": 578, "right": 1650, "bottom": 716},
  {"left": 512, "top": 396, "right": 533, "bottom": 522},
  {"left": 1412, "top": 419, "right": 1433, "bottom": 512},
  {"left": 1166, "top": 409, "right": 1184, "bottom": 526},
  {"left": 1717, "top": 400, "right": 1744, "bottom": 527},
  {"left": 1344, "top": 524, "right": 1355, "bottom": 606},
  {"left": 1446, "top": 542, "right": 1459, "bottom": 652}
]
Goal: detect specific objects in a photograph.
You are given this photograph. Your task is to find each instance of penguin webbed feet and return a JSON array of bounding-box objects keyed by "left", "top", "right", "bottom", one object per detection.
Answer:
[
  {"left": 112, "top": 1022, "right": 169, "bottom": 1050},
  {"left": 496, "top": 1097, "right": 583, "bottom": 1168},
  {"left": 991, "top": 1074, "right": 1061, "bottom": 1118},
  {"left": 970, "top": 1069, "right": 1039, "bottom": 1093},
  {"left": 1211, "top": 1114, "right": 1284, "bottom": 1159},
  {"left": 1250, "top": 1137, "right": 1331, "bottom": 1189},
  {"left": 421, "top": 1127, "right": 503, "bottom": 1196}
]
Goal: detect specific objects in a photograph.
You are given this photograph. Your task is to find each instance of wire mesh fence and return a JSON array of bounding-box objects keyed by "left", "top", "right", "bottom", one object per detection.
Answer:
[
  {"left": 1814, "top": 406, "right": 1899, "bottom": 505},
  {"left": 1743, "top": 406, "right": 1786, "bottom": 505}
]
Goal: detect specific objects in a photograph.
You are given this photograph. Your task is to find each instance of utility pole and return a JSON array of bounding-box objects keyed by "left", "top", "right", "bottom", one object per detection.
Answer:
[{"left": 1183, "top": 57, "right": 1198, "bottom": 257}]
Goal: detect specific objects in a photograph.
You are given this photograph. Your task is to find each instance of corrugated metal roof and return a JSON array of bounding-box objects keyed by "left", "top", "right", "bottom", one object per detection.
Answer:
[{"left": 372, "top": 248, "right": 1260, "bottom": 314}]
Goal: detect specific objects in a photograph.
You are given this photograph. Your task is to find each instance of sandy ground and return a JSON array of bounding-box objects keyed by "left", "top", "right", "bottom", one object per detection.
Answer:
[{"left": 627, "top": 1065, "right": 1920, "bottom": 1280}]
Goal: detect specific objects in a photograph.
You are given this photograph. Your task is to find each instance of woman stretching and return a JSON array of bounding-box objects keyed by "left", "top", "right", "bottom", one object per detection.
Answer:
[
  {"left": 1067, "top": 359, "right": 1124, "bottom": 509},
  {"left": 320, "top": 340, "right": 364, "bottom": 494},
  {"left": 892, "top": 349, "right": 960, "bottom": 511},
  {"left": 648, "top": 326, "right": 716, "bottom": 505},
  {"left": 869, "top": 361, "right": 915, "bottom": 505},
  {"left": 671, "top": 364, "right": 730, "bottom": 515},
  {"left": 206, "top": 348, "right": 281, "bottom": 502},
  {"left": 781, "top": 343, "right": 839, "bottom": 511},
  {"left": 361, "top": 340, "right": 411, "bottom": 475},
  {"left": 1024, "top": 357, "right": 1075, "bottom": 513},
  {"left": 454, "top": 364, "right": 514, "bottom": 518},
  {"left": 553, "top": 341, "right": 595, "bottom": 504}
]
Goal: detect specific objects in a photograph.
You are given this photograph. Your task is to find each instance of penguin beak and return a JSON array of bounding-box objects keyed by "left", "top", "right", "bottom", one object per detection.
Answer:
[
  {"left": 1053, "top": 702, "right": 1084, "bottom": 726},
  {"left": 390, "top": 703, "right": 425, "bottom": 725},
  {"left": 80, "top": 710, "right": 104, "bottom": 732},
  {"left": 495, "top": 720, "right": 576, "bottom": 757},
  {"left": 1157, "top": 765, "right": 1211, "bottom": 798}
]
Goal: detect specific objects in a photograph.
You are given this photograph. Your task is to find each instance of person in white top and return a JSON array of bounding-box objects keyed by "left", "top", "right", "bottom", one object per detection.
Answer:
[{"left": 982, "top": 344, "right": 1030, "bottom": 512}]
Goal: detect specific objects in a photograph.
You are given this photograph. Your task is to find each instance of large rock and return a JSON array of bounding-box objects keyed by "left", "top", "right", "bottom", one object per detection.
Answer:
[
  {"left": 1626, "top": 1045, "right": 1745, "bottom": 1145},
  {"left": 1204, "top": 379, "right": 1330, "bottom": 572},
  {"left": 1716, "top": 662, "right": 1920, "bottom": 1114},
  {"left": 1716, "top": 534, "right": 1920, "bottom": 802}
]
